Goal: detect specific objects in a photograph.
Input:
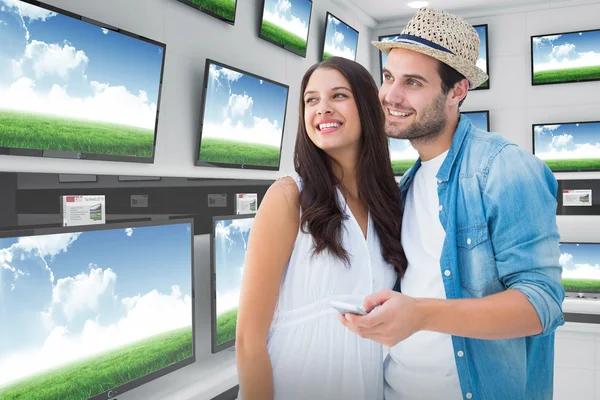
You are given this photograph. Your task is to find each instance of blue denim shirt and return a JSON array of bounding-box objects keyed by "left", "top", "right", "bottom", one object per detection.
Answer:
[{"left": 397, "top": 115, "right": 565, "bottom": 400}]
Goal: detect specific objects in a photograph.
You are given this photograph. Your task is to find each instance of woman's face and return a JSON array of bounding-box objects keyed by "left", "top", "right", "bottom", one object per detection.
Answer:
[{"left": 303, "top": 68, "right": 361, "bottom": 157}]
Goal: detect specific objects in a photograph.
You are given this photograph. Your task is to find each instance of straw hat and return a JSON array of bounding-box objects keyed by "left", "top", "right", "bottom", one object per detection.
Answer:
[{"left": 372, "top": 8, "right": 488, "bottom": 89}]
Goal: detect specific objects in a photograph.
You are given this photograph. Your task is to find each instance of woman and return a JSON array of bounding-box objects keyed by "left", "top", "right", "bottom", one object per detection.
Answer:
[{"left": 236, "top": 56, "right": 407, "bottom": 400}]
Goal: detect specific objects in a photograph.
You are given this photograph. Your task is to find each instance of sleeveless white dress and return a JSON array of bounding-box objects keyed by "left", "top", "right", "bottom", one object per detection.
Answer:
[{"left": 264, "top": 174, "right": 397, "bottom": 400}]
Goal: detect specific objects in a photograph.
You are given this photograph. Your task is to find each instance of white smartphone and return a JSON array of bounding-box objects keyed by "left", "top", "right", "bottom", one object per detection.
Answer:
[{"left": 329, "top": 300, "right": 367, "bottom": 316}]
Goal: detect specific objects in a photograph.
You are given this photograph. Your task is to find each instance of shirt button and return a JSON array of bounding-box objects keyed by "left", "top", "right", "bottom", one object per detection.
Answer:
[
  {"left": 467, "top": 237, "right": 471, "bottom": 245},
  {"left": 457, "top": 350, "right": 464, "bottom": 357},
  {"left": 466, "top": 393, "right": 473, "bottom": 399},
  {"left": 444, "top": 270, "right": 451, "bottom": 277},
  {"left": 439, "top": 205, "right": 443, "bottom": 211}
]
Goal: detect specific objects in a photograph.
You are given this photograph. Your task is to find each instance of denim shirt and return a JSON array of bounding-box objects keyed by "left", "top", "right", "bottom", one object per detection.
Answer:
[{"left": 397, "top": 115, "right": 565, "bottom": 400}]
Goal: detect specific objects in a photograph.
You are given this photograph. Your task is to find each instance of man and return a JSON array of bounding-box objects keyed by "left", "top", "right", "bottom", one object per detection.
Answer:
[{"left": 338, "top": 8, "right": 565, "bottom": 400}]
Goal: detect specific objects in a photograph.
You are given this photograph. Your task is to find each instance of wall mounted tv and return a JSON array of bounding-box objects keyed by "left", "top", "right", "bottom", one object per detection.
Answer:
[
  {"left": 0, "top": 219, "right": 195, "bottom": 400},
  {"left": 533, "top": 120, "right": 600, "bottom": 172},
  {"left": 196, "top": 59, "right": 289, "bottom": 171},
  {"left": 389, "top": 137, "right": 417, "bottom": 176},
  {"left": 378, "top": 24, "right": 488, "bottom": 89},
  {"left": 322, "top": 12, "right": 359, "bottom": 61},
  {"left": 462, "top": 110, "right": 490, "bottom": 131},
  {"left": 211, "top": 214, "right": 255, "bottom": 353},
  {"left": 0, "top": 0, "right": 166, "bottom": 163},
  {"left": 559, "top": 242, "right": 600, "bottom": 295},
  {"left": 258, "top": 0, "right": 313, "bottom": 58},
  {"left": 175, "top": 0, "right": 237, "bottom": 25},
  {"left": 531, "top": 28, "right": 600, "bottom": 85}
]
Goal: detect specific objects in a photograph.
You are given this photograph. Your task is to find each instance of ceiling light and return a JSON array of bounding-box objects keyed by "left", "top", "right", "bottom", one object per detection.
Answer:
[{"left": 408, "top": 1, "right": 429, "bottom": 8}]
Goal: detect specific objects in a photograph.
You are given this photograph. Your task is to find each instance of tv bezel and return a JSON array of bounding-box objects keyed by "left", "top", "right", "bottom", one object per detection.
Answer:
[
  {"left": 532, "top": 119, "right": 600, "bottom": 173},
  {"left": 195, "top": 58, "right": 290, "bottom": 171},
  {"left": 0, "top": 217, "right": 196, "bottom": 400},
  {"left": 321, "top": 11, "right": 359, "bottom": 62},
  {"left": 462, "top": 110, "right": 491, "bottom": 131},
  {"left": 470, "top": 24, "right": 490, "bottom": 91},
  {"left": 0, "top": 0, "right": 166, "bottom": 164},
  {"left": 258, "top": 0, "right": 313, "bottom": 58},
  {"left": 210, "top": 213, "right": 254, "bottom": 353},
  {"left": 531, "top": 27, "right": 600, "bottom": 86},
  {"left": 175, "top": 0, "right": 238, "bottom": 25},
  {"left": 559, "top": 241, "right": 600, "bottom": 296}
]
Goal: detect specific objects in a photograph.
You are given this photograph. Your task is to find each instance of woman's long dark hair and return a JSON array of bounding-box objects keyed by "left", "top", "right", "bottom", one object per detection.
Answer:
[{"left": 294, "top": 56, "right": 408, "bottom": 278}]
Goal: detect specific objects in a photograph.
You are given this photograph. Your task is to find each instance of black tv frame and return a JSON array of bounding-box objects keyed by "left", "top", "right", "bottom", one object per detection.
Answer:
[
  {"left": 470, "top": 24, "right": 490, "bottom": 91},
  {"left": 195, "top": 58, "right": 289, "bottom": 171},
  {"left": 462, "top": 110, "right": 491, "bottom": 131},
  {"left": 0, "top": 217, "right": 196, "bottom": 400},
  {"left": 559, "top": 241, "right": 600, "bottom": 296},
  {"left": 210, "top": 213, "right": 254, "bottom": 353},
  {"left": 175, "top": 0, "right": 238, "bottom": 25},
  {"left": 532, "top": 120, "right": 600, "bottom": 173},
  {"left": 321, "top": 11, "right": 359, "bottom": 61},
  {"left": 531, "top": 27, "right": 600, "bottom": 86},
  {"left": 258, "top": 0, "right": 313, "bottom": 58},
  {"left": 0, "top": 0, "right": 166, "bottom": 164}
]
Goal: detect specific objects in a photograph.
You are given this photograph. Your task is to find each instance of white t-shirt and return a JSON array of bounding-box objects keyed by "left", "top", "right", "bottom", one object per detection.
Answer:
[{"left": 384, "top": 150, "right": 463, "bottom": 400}]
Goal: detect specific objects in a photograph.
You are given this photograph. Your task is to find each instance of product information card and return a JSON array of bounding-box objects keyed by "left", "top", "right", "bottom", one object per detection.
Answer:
[
  {"left": 563, "top": 190, "right": 592, "bottom": 207},
  {"left": 62, "top": 195, "right": 106, "bottom": 226},
  {"left": 236, "top": 193, "right": 258, "bottom": 215}
]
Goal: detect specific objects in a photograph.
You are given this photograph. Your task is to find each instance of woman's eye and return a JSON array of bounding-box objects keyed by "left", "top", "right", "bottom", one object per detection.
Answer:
[{"left": 305, "top": 98, "right": 316, "bottom": 103}]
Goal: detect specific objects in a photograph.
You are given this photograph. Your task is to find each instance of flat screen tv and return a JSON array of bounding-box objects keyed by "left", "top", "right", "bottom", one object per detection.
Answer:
[
  {"left": 258, "top": 0, "right": 313, "bottom": 58},
  {"left": 378, "top": 24, "right": 488, "bottom": 88},
  {"left": 0, "top": 0, "right": 166, "bottom": 163},
  {"left": 389, "top": 137, "right": 418, "bottom": 176},
  {"left": 175, "top": 0, "right": 237, "bottom": 24},
  {"left": 462, "top": 110, "right": 490, "bottom": 131},
  {"left": 196, "top": 59, "right": 289, "bottom": 171},
  {"left": 0, "top": 219, "right": 195, "bottom": 400},
  {"left": 210, "top": 214, "right": 255, "bottom": 353},
  {"left": 322, "top": 12, "right": 359, "bottom": 61},
  {"left": 531, "top": 28, "right": 600, "bottom": 85},
  {"left": 533, "top": 120, "right": 600, "bottom": 172},
  {"left": 559, "top": 242, "right": 600, "bottom": 294}
]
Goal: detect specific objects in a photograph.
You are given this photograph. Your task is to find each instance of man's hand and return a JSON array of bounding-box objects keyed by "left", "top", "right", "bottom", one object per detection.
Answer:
[{"left": 337, "top": 290, "right": 425, "bottom": 347}]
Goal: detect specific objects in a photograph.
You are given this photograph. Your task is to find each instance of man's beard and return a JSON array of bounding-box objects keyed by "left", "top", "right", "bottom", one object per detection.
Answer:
[{"left": 383, "top": 92, "right": 447, "bottom": 144}]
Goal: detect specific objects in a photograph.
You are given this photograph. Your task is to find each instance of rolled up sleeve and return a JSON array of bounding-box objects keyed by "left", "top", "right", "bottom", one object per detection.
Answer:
[{"left": 483, "top": 144, "right": 565, "bottom": 335}]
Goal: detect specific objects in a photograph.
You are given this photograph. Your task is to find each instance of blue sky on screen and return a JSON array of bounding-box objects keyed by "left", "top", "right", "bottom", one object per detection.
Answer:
[
  {"left": 534, "top": 122, "right": 600, "bottom": 160},
  {"left": 0, "top": 0, "right": 164, "bottom": 129},
  {"left": 262, "top": 0, "right": 312, "bottom": 41},
  {"left": 214, "top": 217, "right": 254, "bottom": 315},
  {"left": 559, "top": 243, "right": 600, "bottom": 281},
  {"left": 388, "top": 137, "right": 418, "bottom": 162},
  {"left": 203, "top": 62, "right": 288, "bottom": 147},
  {"left": 324, "top": 14, "right": 358, "bottom": 60},
  {"left": 0, "top": 222, "right": 192, "bottom": 388},
  {"left": 463, "top": 111, "right": 488, "bottom": 131},
  {"left": 533, "top": 30, "right": 600, "bottom": 72}
]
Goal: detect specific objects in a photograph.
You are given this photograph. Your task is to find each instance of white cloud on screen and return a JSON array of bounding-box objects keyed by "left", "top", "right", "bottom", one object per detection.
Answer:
[
  {"left": 216, "top": 288, "right": 240, "bottom": 315},
  {"left": 263, "top": 0, "right": 308, "bottom": 40}
]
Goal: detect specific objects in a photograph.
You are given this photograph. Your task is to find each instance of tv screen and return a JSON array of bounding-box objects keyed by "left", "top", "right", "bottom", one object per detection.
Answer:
[
  {"left": 389, "top": 137, "right": 418, "bottom": 176},
  {"left": 0, "top": 219, "right": 194, "bottom": 400},
  {"left": 0, "top": 0, "right": 166, "bottom": 163},
  {"left": 258, "top": 0, "right": 313, "bottom": 58},
  {"left": 378, "top": 24, "right": 488, "bottom": 88},
  {"left": 560, "top": 242, "right": 600, "bottom": 294},
  {"left": 322, "top": 12, "right": 359, "bottom": 61},
  {"left": 533, "top": 121, "right": 600, "bottom": 172},
  {"left": 532, "top": 28, "right": 600, "bottom": 85},
  {"left": 211, "top": 214, "right": 254, "bottom": 353},
  {"left": 196, "top": 59, "right": 289, "bottom": 170},
  {"left": 462, "top": 110, "right": 490, "bottom": 131},
  {"left": 175, "top": 0, "right": 237, "bottom": 24},
  {"left": 472, "top": 24, "right": 489, "bottom": 90}
]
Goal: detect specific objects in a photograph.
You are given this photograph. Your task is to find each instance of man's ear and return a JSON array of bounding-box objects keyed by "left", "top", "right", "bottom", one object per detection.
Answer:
[{"left": 450, "top": 79, "right": 469, "bottom": 106}]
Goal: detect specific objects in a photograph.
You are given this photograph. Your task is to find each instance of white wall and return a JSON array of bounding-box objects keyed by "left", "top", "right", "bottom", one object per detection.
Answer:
[
  {"left": 0, "top": 0, "right": 374, "bottom": 182},
  {"left": 374, "top": 3, "right": 600, "bottom": 398}
]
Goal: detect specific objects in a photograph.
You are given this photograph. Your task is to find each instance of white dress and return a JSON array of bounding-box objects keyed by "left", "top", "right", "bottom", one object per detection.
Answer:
[{"left": 265, "top": 174, "right": 397, "bottom": 400}]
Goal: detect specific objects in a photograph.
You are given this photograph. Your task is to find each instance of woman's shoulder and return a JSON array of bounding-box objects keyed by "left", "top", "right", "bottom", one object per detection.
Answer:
[{"left": 264, "top": 174, "right": 301, "bottom": 212}]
